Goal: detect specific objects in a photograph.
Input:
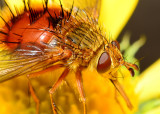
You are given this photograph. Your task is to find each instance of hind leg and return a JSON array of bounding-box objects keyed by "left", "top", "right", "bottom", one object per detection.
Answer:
[{"left": 28, "top": 79, "right": 40, "bottom": 114}]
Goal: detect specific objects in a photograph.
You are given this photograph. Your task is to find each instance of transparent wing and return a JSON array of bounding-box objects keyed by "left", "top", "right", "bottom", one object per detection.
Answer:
[{"left": 0, "top": 43, "right": 65, "bottom": 82}]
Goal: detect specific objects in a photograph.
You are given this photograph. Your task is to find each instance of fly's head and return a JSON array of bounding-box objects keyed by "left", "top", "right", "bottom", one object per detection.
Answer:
[{"left": 96, "top": 40, "right": 139, "bottom": 79}]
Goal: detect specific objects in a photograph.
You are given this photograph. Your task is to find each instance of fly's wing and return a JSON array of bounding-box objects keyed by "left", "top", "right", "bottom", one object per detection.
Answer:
[{"left": 0, "top": 42, "right": 65, "bottom": 82}]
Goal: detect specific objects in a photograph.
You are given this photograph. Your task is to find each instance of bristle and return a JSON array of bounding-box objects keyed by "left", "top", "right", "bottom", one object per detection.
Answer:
[
  {"left": 12, "top": 33, "right": 23, "bottom": 37},
  {"left": 23, "top": 0, "right": 27, "bottom": 11},
  {"left": 0, "top": 31, "right": 8, "bottom": 36},
  {"left": 4, "top": 0, "right": 15, "bottom": 18},
  {"left": 2, "top": 41, "right": 21, "bottom": 44},
  {"left": 0, "top": 16, "right": 10, "bottom": 30},
  {"left": 67, "top": 1, "right": 74, "bottom": 20},
  {"left": 28, "top": 1, "right": 44, "bottom": 24},
  {"left": 59, "top": 0, "right": 64, "bottom": 19}
]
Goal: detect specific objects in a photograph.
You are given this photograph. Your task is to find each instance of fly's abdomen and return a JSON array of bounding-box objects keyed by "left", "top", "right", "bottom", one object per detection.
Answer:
[
  {"left": 63, "top": 16, "right": 105, "bottom": 65},
  {"left": 1, "top": 5, "right": 70, "bottom": 49}
]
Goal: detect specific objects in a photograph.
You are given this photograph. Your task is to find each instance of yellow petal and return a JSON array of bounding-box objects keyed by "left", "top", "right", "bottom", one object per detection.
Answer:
[
  {"left": 54, "top": 0, "right": 99, "bottom": 9},
  {"left": 100, "top": 0, "right": 138, "bottom": 39},
  {"left": 135, "top": 59, "right": 160, "bottom": 102},
  {"left": 145, "top": 106, "right": 160, "bottom": 114}
]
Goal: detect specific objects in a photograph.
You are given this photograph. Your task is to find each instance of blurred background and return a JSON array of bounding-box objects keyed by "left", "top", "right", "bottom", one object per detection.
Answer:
[{"left": 118, "top": 0, "right": 160, "bottom": 72}]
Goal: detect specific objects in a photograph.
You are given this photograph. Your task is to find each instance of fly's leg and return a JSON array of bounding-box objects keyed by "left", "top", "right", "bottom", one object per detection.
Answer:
[
  {"left": 110, "top": 79, "right": 133, "bottom": 110},
  {"left": 28, "top": 64, "right": 64, "bottom": 78},
  {"left": 28, "top": 79, "right": 40, "bottom": 114},
  {"left": 49, "top": 67, "right": 70, "bottom": 114},
  {"left": 114, "top": 87, "right": 125, "bottom": 114},
  {"left": 27, "top": 64, "right": 64, "bottom": 114},
  {"left": 76, "top": 68, "right": 86, "bottom": 114}
]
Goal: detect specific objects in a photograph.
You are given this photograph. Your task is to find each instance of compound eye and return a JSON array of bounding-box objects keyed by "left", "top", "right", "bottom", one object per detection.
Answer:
[
  {"left": 111, "top": 40, "right": 120, "bottom": 50},
  {"left": 97, "top": 52, "right": 111, "bottom": 73}
]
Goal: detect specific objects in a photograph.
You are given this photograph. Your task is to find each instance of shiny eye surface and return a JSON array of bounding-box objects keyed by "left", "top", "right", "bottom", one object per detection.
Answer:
[
  {"left": 111, "top": 40, "right": 120, "bottom": 50},
  {"left": 97, "top": 52, "right": 111, "bottom": 73}
]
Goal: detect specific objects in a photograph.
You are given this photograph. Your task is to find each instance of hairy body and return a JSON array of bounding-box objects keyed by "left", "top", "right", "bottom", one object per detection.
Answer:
[{"left": 0, "top": 0, "right": 138, "bottom": 113}]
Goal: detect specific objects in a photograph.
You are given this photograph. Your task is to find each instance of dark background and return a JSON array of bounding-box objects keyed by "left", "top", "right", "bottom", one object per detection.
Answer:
[{"left": 118, "top": 0, "right": 160, "bottom": 72}]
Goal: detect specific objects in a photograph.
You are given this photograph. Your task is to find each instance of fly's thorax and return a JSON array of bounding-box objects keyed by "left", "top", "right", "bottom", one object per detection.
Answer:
[
  {"left": 60, "top": 15, "right": 105, "bottom": 66},
  {"left": 65, "top": 23, "right": 104, "bottom": 51}
]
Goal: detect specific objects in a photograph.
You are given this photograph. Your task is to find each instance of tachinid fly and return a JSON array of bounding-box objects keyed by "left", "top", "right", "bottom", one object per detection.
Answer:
[{"left": 0, "top": 0, "right": 139, "bottom": 113}]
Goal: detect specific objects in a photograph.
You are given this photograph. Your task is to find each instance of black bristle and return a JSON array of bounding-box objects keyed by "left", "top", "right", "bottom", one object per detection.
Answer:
[
  {"left": 59, "top": 0, "right": 64, "bottom": 19},
  {"left": 4, "top": 0, "right": 15, "bottom": 18},
  {"left": 0, "top": 16, "right": 10, "bottom": 30},
  {"left": 23, "top": 0, "right": 27, "bottom": 11},
  {"left": 0, "top": 31, "right": 8, "bottom": 36},
  {"left": 27, "top": 0, "right": 44, "bottom": 25},
  {"left": 68, "top": 1, "right": 74, "bottom": 20},
  {"left": 2, "top": 41, "right": 21, "bottom": 44},
  {"left": 45, "top": 0, "right": 58, "bottom": 28},
  {"left": 11, "top": 5, "right": 21, "bottom": 23},
  {"left": 42, "top": 0, "right": 47, "bottom": 13},
  {"left": 12, "top": 33, "right": 23, "bottom": 37}
]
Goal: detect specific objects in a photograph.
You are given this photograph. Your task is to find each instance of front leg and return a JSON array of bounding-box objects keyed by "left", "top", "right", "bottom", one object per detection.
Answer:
[{"left": 110, "top": 79, "right": 133, "bottom": 110}]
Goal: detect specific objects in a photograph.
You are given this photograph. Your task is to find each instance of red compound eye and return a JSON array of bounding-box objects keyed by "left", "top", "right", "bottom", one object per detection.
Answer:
[
  {"left": 111, "top": 40, "right": 120, "bottom": 50},
  {"left": 97, "top": 52, "right": 111, "bottom": 73}
]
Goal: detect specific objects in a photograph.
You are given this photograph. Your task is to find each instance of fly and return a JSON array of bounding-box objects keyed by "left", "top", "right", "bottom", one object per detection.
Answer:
[{"left": 0, "top": 0, "right": 139, "bottom": 114}]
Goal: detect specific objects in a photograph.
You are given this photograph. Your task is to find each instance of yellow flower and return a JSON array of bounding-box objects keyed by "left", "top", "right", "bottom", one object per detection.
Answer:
[
  {"left": 135, "top": 59, "right": 160, "bottom": 114},
  {"left": 1, "top": 0, "right": 159, "bottom": 114}
]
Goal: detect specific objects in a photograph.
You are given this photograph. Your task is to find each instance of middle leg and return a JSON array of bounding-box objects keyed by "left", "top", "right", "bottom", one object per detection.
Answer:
[
  {"left": 49, "top": 67, "right": 70, "bottom": 114},
  {"left": 76, "top": 67, "right": 86, "bottom": 114}
]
